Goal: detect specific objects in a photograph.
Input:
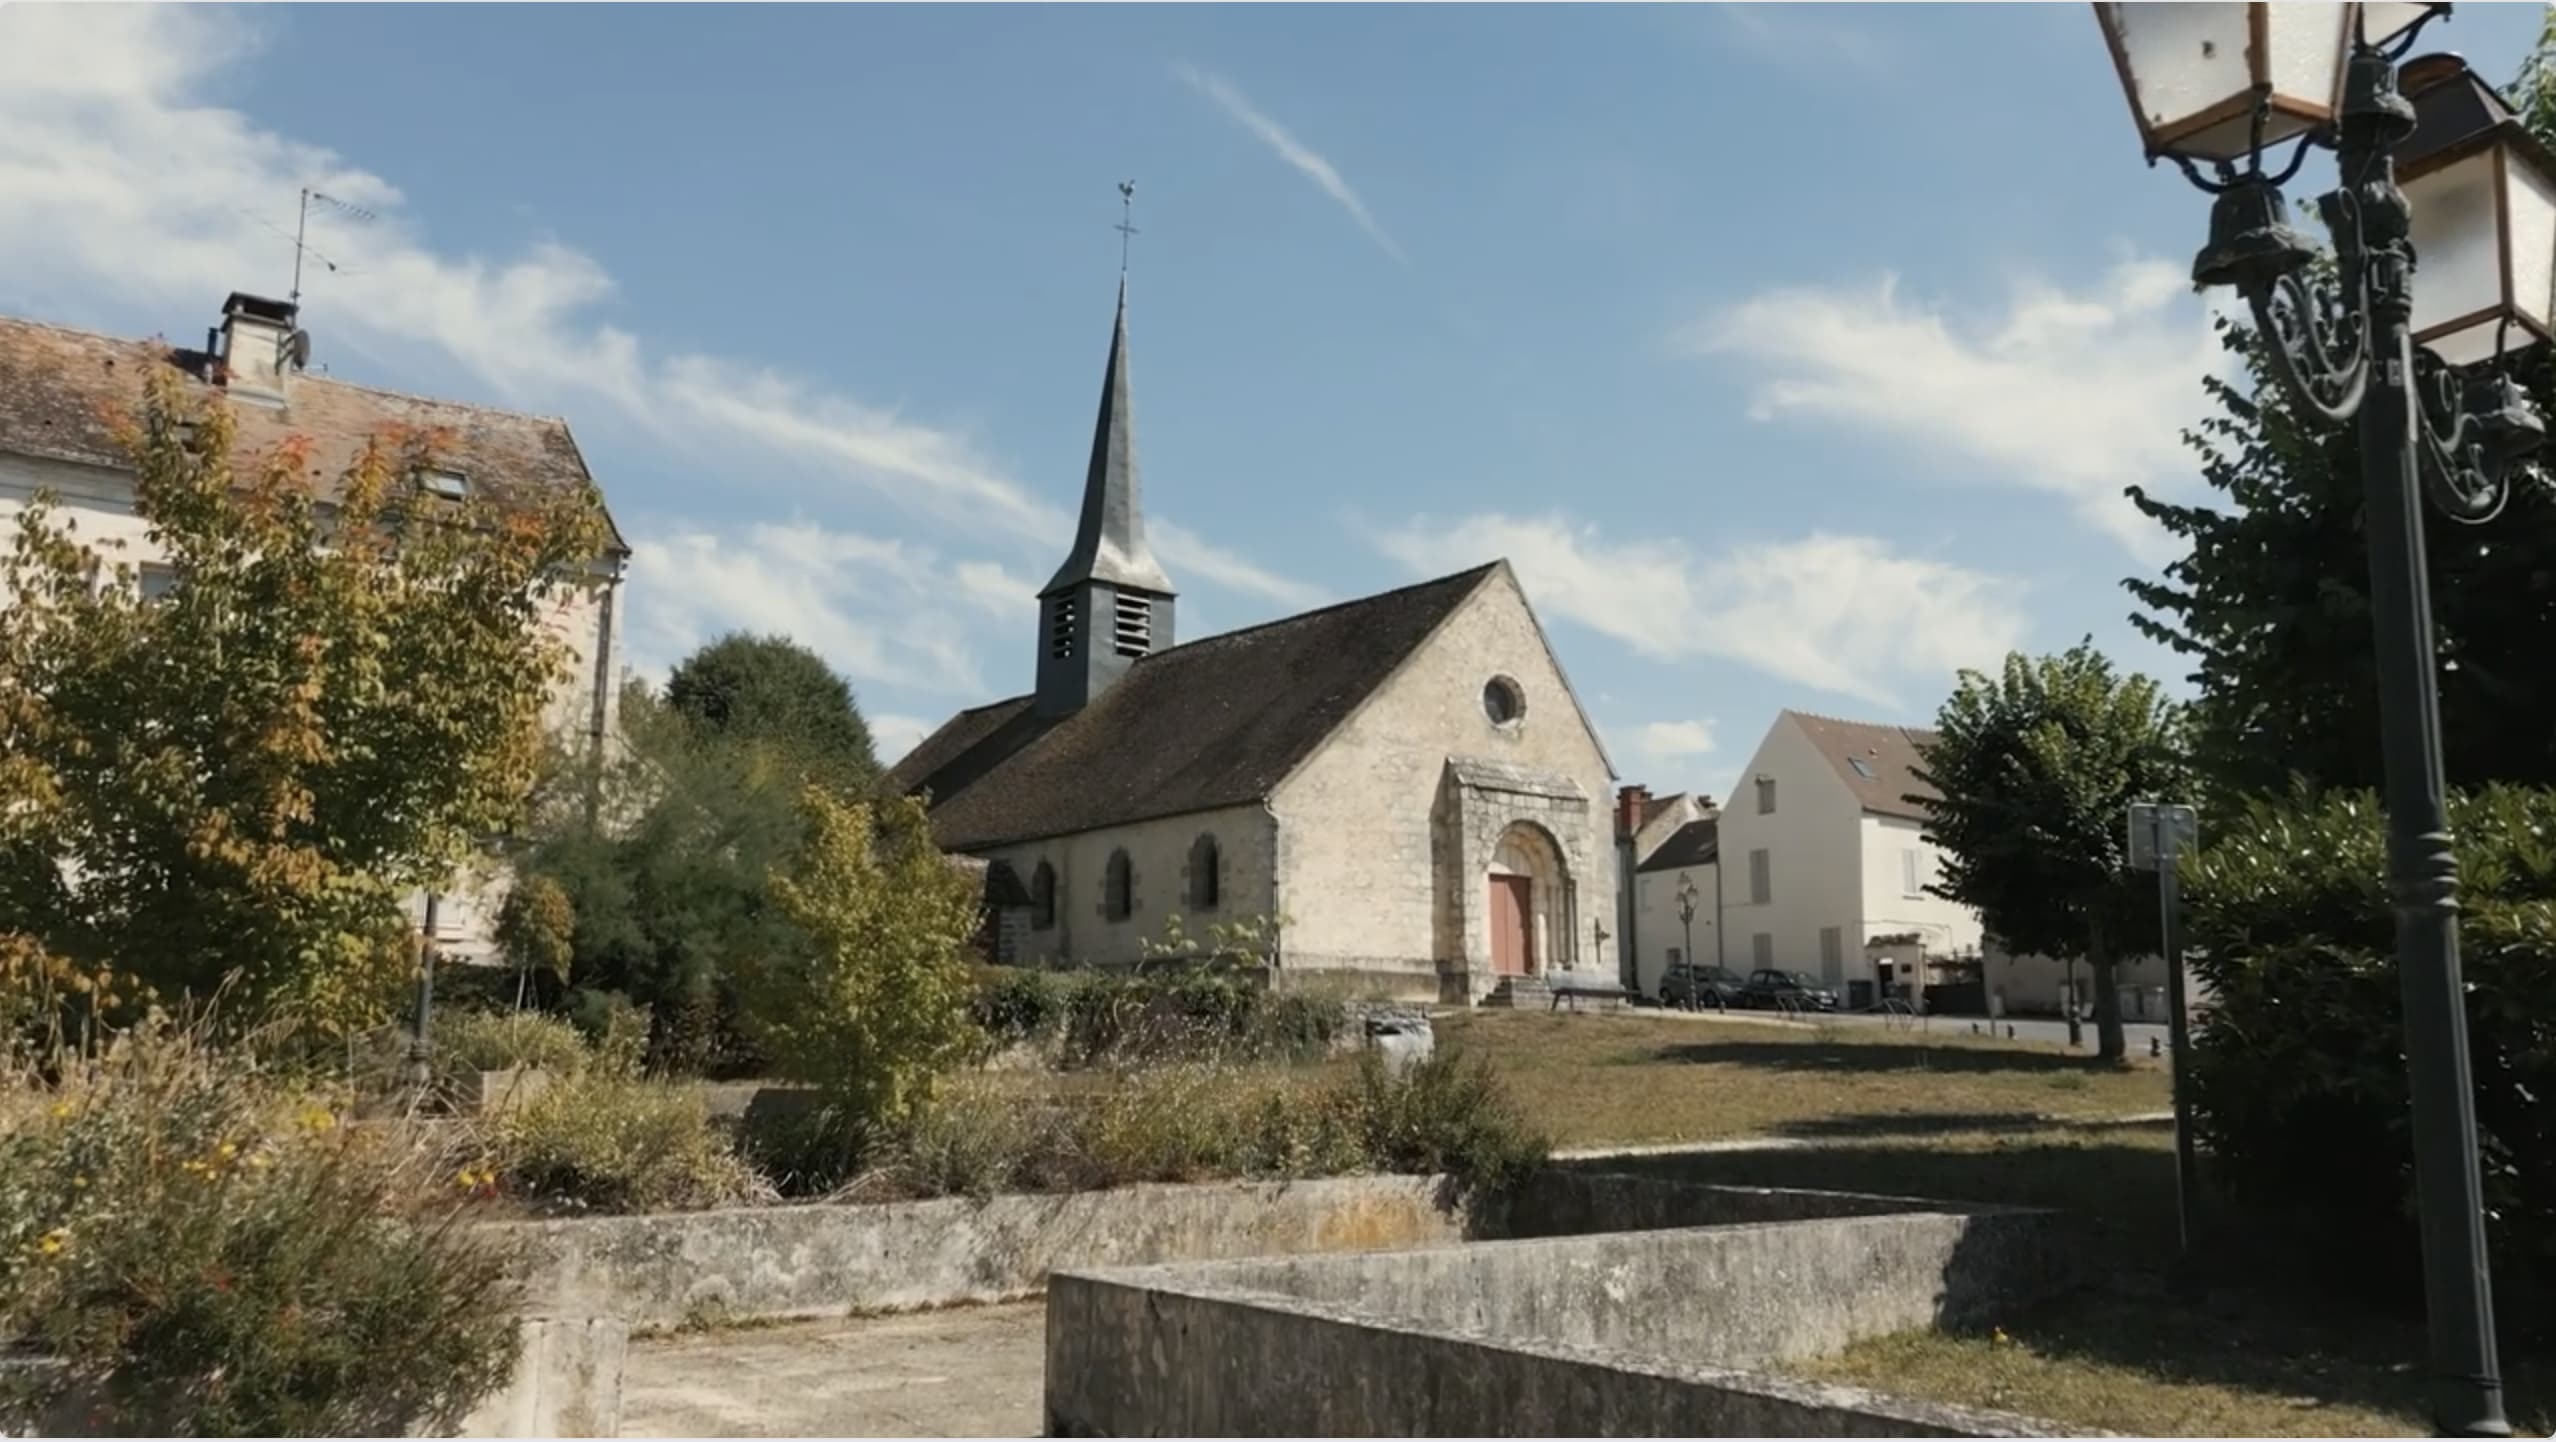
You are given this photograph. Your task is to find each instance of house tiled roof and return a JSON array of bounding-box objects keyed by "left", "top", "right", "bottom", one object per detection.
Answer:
[
  {"left": 888, "top": 563, "right": 1501, "bottom": 851},
  {"left": 1638, "top": 791, "right": 1685, "bottom": 830},
  {"left": 0, "top": 312, "right": 626, "bottom": 554},
  {"left": 1783, "top": 710, "right": 1941, "bottom": 822},
  {"left": 1637, "top": 816, "right": 1718, "bottom": 872}
]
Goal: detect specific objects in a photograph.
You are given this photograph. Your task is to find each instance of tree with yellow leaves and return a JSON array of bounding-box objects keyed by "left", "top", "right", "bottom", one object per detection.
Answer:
[{"left": 0, "top": 366, "right": 607, "bottom": 1037}]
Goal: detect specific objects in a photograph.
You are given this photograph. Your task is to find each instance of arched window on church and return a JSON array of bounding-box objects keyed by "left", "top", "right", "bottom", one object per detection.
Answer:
[
  {"left": 1031, "top": 861, "right": 1057, "bottom": 931},
  {"left": 1103, "top": 850, "right": 1134, "bottom": 922},
  {"left": 1187, "top": 834, "right": 1221, "bottom": 910}
]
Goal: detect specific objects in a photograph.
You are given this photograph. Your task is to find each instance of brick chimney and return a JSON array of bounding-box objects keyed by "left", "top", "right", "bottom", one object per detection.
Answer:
[
  {"left": 1615, "top": 784, "right": 1651, "bottom": 841},
  {"left": 217, "top": 292, "right": 300, "bottom": 407}
]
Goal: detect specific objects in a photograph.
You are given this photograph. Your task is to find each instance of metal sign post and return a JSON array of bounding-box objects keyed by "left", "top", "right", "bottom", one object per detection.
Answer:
[{"left": 2128, "top": 802, "right": 2199, "bottom": 1258}]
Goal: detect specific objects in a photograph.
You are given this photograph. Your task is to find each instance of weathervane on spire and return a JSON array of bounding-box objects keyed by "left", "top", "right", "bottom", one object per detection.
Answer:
[{"left": 1115, "top": 180, "right": 1138, "bottom": 276}]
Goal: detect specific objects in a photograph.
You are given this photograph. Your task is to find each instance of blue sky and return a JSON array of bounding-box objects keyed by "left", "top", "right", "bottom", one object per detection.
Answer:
[{"left": 2, "top": 2, "right": 2546, "bottom": 803}]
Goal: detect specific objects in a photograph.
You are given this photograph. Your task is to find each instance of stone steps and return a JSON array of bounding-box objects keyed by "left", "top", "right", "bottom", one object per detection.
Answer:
[{"left": 1480, "top": 976, "right": 1553, "bottom": 1009}]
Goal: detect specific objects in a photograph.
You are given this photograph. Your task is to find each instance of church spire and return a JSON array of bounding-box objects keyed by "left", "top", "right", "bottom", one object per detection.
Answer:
[
  {"left": 1033, "top": 189, "right": 1178, "bottom": 719},
  {"left": 1040, "top": 278, "right": 1173, "bottom": 598}
]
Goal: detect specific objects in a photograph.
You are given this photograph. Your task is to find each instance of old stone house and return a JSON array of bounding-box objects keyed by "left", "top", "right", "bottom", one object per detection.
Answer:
[
  {"left": 887, "top": 285, "right": 1620, "bottom": 1004},
  {"left": 0, "top": 292, "right": 631, "bottom": 962}
]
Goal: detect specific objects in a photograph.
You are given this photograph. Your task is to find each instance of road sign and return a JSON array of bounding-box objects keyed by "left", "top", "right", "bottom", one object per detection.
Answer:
[{"left": 2127, "top": 802, "right": 2198, "bottom": 871}]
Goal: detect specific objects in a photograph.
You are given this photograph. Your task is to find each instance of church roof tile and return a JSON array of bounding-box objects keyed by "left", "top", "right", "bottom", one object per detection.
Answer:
[{"left": 887, "top": 562, "right": 1500, "bottom": 850}]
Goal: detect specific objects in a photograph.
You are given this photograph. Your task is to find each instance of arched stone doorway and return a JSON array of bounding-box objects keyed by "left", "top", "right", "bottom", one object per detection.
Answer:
[{"left": 1488, "top": 822, "right": 1570, "bottom": 977}]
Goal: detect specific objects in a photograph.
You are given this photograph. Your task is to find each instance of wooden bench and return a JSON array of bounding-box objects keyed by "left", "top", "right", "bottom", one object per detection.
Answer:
[{"left": 1547, "top": 983, "right": 1631, "bottom": 1013}]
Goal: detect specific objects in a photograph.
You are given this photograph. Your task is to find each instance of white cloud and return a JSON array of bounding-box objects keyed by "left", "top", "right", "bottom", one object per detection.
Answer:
[
  {"left": 1174, "top": 62, "right": 1407, "bottom": 266},
  {"left": 1637, "top": 720, "right": 1718, "bottom": 759},
  {"left": 869, "top": 712, "right": 937, "bottom": 767},
  {"left": 1375, "top": 513, "right": 2025, "bottom": 710},
  {"left": 0, "top": 5, "right": 1316, "bottom": 606},
  {"left": 624, "top": 518, "right": 1033, "bottom": 700},
  {"left": 1691, "top": 260, "right": 2226, "bottom": 559}
]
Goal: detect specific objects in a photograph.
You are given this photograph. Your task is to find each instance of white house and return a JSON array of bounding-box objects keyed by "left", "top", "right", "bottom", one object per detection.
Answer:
[
  {"left": 0, "top": 292, "right": 631, "bottom": 964},
  {"left": 1710, "top": 710, "right": 1984, "bottom": 1007},
  {"left": 1625, "top": 805, "right": 1721, "bottom": 999}
]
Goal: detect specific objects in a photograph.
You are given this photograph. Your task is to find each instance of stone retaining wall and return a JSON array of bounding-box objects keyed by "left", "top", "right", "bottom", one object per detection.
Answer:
[{"left": 1046, "top": 1204, "right": 2088, "bottom": 1437}]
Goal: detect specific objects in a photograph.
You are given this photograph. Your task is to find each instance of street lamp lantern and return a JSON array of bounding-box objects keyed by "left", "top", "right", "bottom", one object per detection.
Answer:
[
  {"left": 2094, "top": 2, "right": 2433, "bottom": 162},
  {"left": 2091, "top": 2, "right": 2521, "bottom": 1435},
  {"left": 2396, "top": 54, "right": 2556, "bottom": 365}
]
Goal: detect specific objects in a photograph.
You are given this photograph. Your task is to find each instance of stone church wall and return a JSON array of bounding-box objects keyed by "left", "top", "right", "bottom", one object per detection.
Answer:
[
  {"left": 976, "top": 803, "right": 1276, "bottom": 969},
  {"left": 1271, "top": 570, "right": 1618, "bottom": 1003}
]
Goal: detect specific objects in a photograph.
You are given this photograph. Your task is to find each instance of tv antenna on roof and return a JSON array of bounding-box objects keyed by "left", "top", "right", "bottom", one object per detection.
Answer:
[{"left": 289, "top": 186, "right": 376, "bottom": 308}]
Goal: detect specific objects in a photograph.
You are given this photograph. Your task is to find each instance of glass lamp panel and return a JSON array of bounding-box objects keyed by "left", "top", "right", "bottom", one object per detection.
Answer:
[
  {"left": 2260, "top": 3, "right": 2352, "bottom": 116},
  {"left": 2404, "top": 146, "right": 2507, "bottom": 367},
  {"left": 2505, "top": 146, "right": 2556, "bottom": 343},
  {"left": 2362, "top": 3, "right": 2436, "bottom": 46},
  {"left": 2104, "top": 4, "right": 2257, "bottom": 155}
]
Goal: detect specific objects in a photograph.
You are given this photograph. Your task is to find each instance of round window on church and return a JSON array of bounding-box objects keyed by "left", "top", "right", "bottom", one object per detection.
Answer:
[{"left": 1483, "top": 675, "right": 1525, "bottom": 728}]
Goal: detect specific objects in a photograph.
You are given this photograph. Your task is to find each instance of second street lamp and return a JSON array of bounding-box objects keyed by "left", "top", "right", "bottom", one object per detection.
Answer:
[{"left": 2093, "top": 3, "right": 2537, "bottom": 1436}]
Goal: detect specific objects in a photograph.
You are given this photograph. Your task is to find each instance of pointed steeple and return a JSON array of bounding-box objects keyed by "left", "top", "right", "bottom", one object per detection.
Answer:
[
  {"left": 1042, "top": 280, "right": 1174, "bottom": 598},
  {"left": 1033, "top": 280, "right": 1179, "bottom": 718}
]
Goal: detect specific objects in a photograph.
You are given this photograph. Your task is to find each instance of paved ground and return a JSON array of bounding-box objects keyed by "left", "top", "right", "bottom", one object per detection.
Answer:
[
  {"left": 623, "top": 1303, "right": 1046, "bottom": 1438},
  {"left": 1635, "top": 1002, "right": 2172, "bottom": 1054}
]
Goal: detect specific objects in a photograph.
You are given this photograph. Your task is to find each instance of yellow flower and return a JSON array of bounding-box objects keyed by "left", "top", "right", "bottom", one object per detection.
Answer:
[
  {"left": 48, "top": 1102, "right": 71, "bottom": 1120},
  {"left": 299, "top": 1107, "right": 334, "bottom": 1133},
  {"left": 36, "top": 1228, "right": 69, "bottom": 1257},
  {"left": 71, "top": 1175, "right": 88, "bottom": 1189},
  {"left": 217, "top": 1141, "right": 237, "bottom": 1160},
  {"left": 1991, "top": 1327, "right": 2012, "bottom": 1346}
]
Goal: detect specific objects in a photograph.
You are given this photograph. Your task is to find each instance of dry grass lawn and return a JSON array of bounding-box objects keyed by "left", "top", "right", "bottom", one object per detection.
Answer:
[{"left": 1434, "top": 1008, "right": 2169, "bottom": 1150}]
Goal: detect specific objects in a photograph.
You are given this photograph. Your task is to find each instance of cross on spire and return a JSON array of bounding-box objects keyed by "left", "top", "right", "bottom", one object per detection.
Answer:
[{"left": 1115, "top": 180, "right": 1138, "bottom": 276}]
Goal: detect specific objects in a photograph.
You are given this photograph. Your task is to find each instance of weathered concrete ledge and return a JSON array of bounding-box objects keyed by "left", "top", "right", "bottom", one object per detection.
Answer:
[
  {"left": 501, "top": 1173, "right": 1466, "bottom": 1329},
  {"left": 1046, "top": 1205, "right": 2088, "bottom": 1437},
  {"left": 455, "top": 1314, "right": 627, "bottom": 1438}
]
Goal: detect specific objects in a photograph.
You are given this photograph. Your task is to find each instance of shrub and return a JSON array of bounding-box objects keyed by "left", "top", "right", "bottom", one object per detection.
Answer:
[
  {"left": 969, "top": 966, "right": 1067, "bottom": 1047},
  {"left": 435, "top": 1009, "right": 591, "bottom": 1077},
  {"left": 1334, "top": 1048, "right": 1549, "bottom": 1196},
  {"left": 495, "top": 1070, "right": 770, "bottom": 1213},
  {"left": 2182, "top": 783, "right": 2556, "bottom": 1338},
  {"left": 1031, "top": 966, "right": 1344, "bottom": 1068},
  {"left": 0, "top": 1020, "right": 521, "bottom": 1435},
  {"left": 564, "top": 989, "right": 650, "bottom": 1079},
  {"left": 735, "top": 791, "right": 983, "bottom": 1130}
]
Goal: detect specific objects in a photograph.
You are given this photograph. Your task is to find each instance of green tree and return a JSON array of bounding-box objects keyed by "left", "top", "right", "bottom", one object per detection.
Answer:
[
  {"left": 0, "top": 368, "right": 606, "bottom": 1035},
  {"left": 509, "top": 685, "right": 812, "bottom": 1074},
  {"left": 1911, "top": 641, "right": 2191, "bottom": 1062},
  {"left": 738, "top": 789, "right": 982, "bottom": 1131},
  {"left": 2126, "top": 31, "right": 2556, "bottom": 800},
  {"left": 664, "top": 633, "right": 881, "bottom": 795},
  {"left": 494, "top": 872, "right": 576, "bottom": 1010}
]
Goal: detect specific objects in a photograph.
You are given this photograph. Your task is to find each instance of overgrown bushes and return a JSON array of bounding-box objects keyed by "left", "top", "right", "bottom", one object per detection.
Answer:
[
  {"left": 495, "top": 1069, "right": 772, "bottom": 1214},
  {"left": 799, "top": 1047, "right": 1547, "bottom": 1203},
  {"left": 969, "top": 965, "right": 1344, "bottom": 1066},
  {"left": 0, "top": 1022, "right": 521, "bottom": 1435},
  {"left": 2183, "top": 783, "right": 2556, "bottom": 1340},
  {"left": 435, "top": 1009, "right": 591, "bottom": 1077}
]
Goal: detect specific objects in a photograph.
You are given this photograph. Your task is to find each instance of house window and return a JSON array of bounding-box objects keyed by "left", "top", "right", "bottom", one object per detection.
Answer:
[
  {"left": 1756, "top": 776, "right": 1776, "bottom": 814},
  {"left": 1482, "top": 675, "right": 1526, "bottom": 727},
  {"left": 1187, "top": 834, "right": 1221, "bottom": 910},
  {"left": 1848, "top": 756, "right": 1875, "bottom": 780},
  {"left": 137, "top": 563, "right": 180, "bottom": 604},
  {"left": 1748, "top": 848, "right": 1770, "bottom": 906},
  {"left": 1667, "top": 947, "right": 1683, "bottom": 966},
  {"left": 1752, "top": 932, "right": 1774, "bottom": 967},
  {"left": 1901, "top": 849, "right": 1924, "bottom": 897},
  {"left": 419, "top": 467, "right": 470, "bottom": 500},
  {"left": 1113, "top": 593, "right": 1152, "bottom": 658},
  {"left": 1819, "top": 926, "right": 1842, "bottom": 968},
  {"left": 1102, "top": 849, "right": 1134, "bottom": 922},
  {"left": 1048, "top": 596, "right": 1078, "bottom": 660},
  {"left": 1030, "top": 861, "right": 1057, "bottom": 931}
]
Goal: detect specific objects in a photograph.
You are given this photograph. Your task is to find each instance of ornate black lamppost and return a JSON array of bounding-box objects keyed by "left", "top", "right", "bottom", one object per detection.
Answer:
[
  {"left": 2094, "top": 5, "right": 2550, "bottom": 1435},
  {"left": 1675, "top": 874, "right": 1700, "bottom": 973}
]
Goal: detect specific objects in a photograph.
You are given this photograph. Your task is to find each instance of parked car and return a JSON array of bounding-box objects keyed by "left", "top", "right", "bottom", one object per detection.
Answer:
[
  {"left": 1738, "top": 968, "right": 1841, "bottom": 1012},
  {"left": 1658, "top": 963, "right": 1746, "bottom": 1011}
]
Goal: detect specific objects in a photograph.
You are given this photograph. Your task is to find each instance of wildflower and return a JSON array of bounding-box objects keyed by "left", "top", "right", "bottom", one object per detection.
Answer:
[
  {"left": 71, "top": 1174, "right": 88, "bottom": 1189},
  {"left": 1991, "top": 1326, "right": 2012, "bottom": 1346},
  {"left": 216, "top": 1141, "right": 237, "bottom": 1160},
  {"left": 36, "top": 1228, "right": 70, "bottom": 1257},
  {"left": 299, "top": 1107, "right": 334, "bottom": 1133},
  {"left": 48, "top": 1102, "right": 71, "bottom": 1119}
]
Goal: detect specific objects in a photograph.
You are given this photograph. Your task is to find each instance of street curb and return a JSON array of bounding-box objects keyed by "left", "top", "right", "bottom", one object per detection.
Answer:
[{"left": 1552, "top": 1111, "right": 2176, "bottom": 1163}]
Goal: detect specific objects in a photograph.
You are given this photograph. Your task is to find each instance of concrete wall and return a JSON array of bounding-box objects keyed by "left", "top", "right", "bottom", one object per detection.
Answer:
[
  {"left": 503, "top": 1174, "right": 1464, "bottom": 1330},
  {"left": 1984, "top": 945, "right": 2203, "bottom": 1022},
  {"left": 455, "top": 1315, "right": 628, "bottom": 1439},
  {"left": 1713, "top": 715, "right": 1865, "bottom": 985},
  {"left": 1046, "top": 1205, "right": 2084, "bottom": 1438},
  {"left": 1856, "top": 813, "right": 1983, "bottom": 959},
  {"left": 1273, "top": 570, "right": 1617, "bottom": 1001},
  {"left": 975, "top": 802, "right": 1275, "bottom": 968}
]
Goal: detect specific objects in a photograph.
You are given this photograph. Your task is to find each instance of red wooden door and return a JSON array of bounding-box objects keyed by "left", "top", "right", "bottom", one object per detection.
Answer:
[{"left": 1490, "top": 874, "right": 1534, "bottom": 975}]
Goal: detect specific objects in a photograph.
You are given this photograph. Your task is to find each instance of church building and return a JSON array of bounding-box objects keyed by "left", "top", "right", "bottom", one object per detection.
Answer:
[{"left": 887, "top": 284, "right": 1622, "bottom": 1004}]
